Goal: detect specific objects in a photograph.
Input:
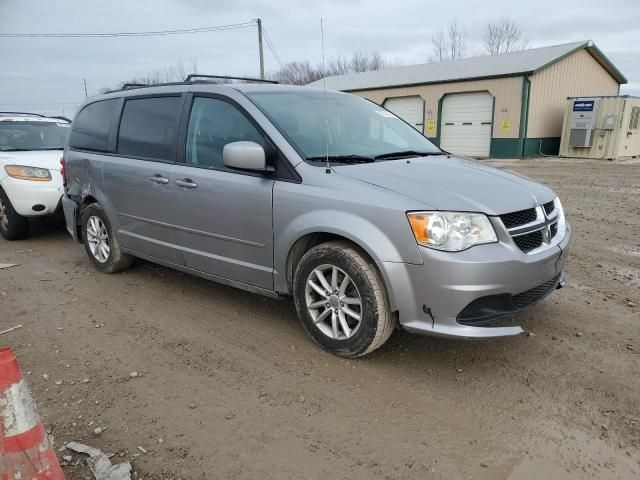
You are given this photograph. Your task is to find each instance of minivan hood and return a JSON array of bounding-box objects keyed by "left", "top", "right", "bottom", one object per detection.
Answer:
[
  {"left": 0, "top": 150, "right": 63, "bottom": 171},
  {"left": 333, "top": 155, "right": 555, "bottom": 215}
]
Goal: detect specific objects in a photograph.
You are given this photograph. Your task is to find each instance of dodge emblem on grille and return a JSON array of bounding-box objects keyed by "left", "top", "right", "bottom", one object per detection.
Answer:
[{"left": 542, "top": 226, "right": 551, "bottom": 244}]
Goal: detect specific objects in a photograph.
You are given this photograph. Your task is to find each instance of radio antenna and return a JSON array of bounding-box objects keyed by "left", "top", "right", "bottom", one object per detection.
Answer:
[{"left": 321, "top": 18, "right": 331, "bottom": 174}]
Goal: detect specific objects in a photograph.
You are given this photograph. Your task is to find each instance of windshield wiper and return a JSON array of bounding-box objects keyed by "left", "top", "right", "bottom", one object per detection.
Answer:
[
  {"left": 306, "top": 154, "right": 374, "bottom": 164},
  {"left": 374, "top": 150, "right": 446, "bottom": 160}
]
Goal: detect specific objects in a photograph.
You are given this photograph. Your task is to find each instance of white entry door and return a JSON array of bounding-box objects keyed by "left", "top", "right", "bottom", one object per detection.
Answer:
[
  {"left": 384, "top": 96, "right": 424, "bottom": 131},
  {"left": 440, "top": 92, "right": 493, "bottom": 157}
]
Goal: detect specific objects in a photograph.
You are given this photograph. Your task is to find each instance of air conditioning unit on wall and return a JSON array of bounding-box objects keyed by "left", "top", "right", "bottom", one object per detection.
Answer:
[{"left": 568, "top": 100, "right": 598, "bottom": 147}]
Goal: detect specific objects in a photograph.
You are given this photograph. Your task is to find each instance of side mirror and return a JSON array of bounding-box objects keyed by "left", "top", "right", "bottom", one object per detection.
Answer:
[{"left": 223, "top": 141, "right": 269, "bottom": 172}]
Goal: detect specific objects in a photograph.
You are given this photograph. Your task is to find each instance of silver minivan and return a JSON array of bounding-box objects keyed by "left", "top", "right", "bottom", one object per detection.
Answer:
[{"left": 62, "top": 78, "right": 571, "bottom": 357}]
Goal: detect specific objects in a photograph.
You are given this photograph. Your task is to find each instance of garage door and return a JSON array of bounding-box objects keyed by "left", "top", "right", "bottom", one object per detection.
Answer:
[
  {"left": 383, "top": 96, "right": 424, "bottom": 131},
  {"left": 440, "top": 92, "right": 493, "bottom": 157}
]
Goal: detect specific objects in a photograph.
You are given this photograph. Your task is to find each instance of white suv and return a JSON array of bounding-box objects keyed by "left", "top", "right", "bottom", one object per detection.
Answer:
[{"left": 0, "top": 112, "right": 70, "bottom": 240}]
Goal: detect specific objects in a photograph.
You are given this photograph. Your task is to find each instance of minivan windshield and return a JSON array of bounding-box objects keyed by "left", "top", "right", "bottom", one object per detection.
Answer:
[
  {"left": 245, "top": 90, "right": 442, "bottom": 163},
  {"left": 0, "top": 121, "right": 70, "bottom": 151}
]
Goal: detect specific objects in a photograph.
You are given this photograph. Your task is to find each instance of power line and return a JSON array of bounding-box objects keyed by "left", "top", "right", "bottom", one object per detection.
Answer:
[
  {"left": 262, "top": 27, "right": 284, "bottom": 69},
  {"left": 0, "top": 21, "right": 256, "bottom": 38},
  {"left": 262, "top": 28, "right": 283, "bottom": 68}
]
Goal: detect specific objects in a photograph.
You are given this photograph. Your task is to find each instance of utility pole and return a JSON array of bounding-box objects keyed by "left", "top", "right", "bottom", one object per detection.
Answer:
[
  {"left": 257, "top": 18, "right": 264, "bottom": 79},
  {"left": 83, "top": 78, "right": 88, "bottom": 99}
]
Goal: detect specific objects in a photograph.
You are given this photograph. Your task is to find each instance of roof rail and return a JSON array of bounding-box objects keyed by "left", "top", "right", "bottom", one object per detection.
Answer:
[
  {"left": 102, "top": 75, "right": 278, "bottom": 95},
  {"left": 48, "top": 115, "right": 72, "bottom": 123},
  {"left": 0, "top": 111, "right": 46, "bottom": 117},
  {"left": 104, "top": 81, "right": 183, "bottom": 94},
  {"left": 184, "top": 74, "right": 278, "bottom": 84},
  {"left": 121, "top": 83, "right": 148, "bottom": 90}
]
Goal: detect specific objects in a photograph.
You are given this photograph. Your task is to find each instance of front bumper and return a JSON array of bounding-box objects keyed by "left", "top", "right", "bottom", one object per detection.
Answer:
[
  {"left": 1, "top": 174, "right": 64, "bottom": 217},
  {"left": 380, "top": 223, "right": 571, "bottom": 339}
]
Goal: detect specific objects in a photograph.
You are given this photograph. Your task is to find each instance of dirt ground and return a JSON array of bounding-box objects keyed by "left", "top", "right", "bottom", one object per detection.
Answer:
[{"left": 1, "top": 157, "right": 638, "bottom": 480}]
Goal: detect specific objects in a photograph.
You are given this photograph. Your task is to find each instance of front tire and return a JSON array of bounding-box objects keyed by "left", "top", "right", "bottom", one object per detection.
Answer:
[
  {"left": 293, "top": 241, "right": 393, "bottom": 357},
  {"left": 0, "top": 188, "right": 29, "bottom": 241},
  {"left": 81, "top": 204, "right": 132, "bottom": 273}
]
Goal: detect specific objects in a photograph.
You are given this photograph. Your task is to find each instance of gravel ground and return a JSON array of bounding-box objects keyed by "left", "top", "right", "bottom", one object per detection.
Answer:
[{"left": 0, "top": 157, "right": 638, "bottom": 480}]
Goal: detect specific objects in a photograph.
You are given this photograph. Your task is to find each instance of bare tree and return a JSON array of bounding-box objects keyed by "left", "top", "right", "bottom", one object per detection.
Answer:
[
  {"left": 270, "top": 61, "right": 325, "bottom": 85},
  {"left": 446, "top": 20, "right": 467, "bottom": 61},
  {"left": 108, "top": 52, "right": 392, "bottom": 90},
  {"left": 270, "top": 51, "right": 392, "bottom": 85},
  {"left": 326, "top": 56, "right": 352, "bottom": 76},
  {"left": 101, "top": 59, "right": 199, "bottom": 92},
  {"left": 350, "top": 51, "right": 387, "bottom": 72},
  {"left": 431, "top": 31, "right": 447, "bottom": 62},
  {"left": 431, "top": 20, "right": 467, "bottom": 62},
  {"left": 483, "top": 18, "right": 528, "bottom": 55}
]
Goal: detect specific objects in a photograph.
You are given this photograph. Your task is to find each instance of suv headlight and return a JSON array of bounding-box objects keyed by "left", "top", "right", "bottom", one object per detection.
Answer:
[
  {"left": 4, "top": 165, "right": 52, "bottom": 181},
  {"left": 407, "top": 211, "right": 497, "bottom": 251}
]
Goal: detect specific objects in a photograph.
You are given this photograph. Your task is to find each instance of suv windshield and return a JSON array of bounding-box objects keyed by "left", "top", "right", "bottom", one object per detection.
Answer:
[
  {"left": 0, "top": 121, "right": 70, "bottom": 151},
  {"left": 245, "top": 90, "right": 441, "bottom": 162}
]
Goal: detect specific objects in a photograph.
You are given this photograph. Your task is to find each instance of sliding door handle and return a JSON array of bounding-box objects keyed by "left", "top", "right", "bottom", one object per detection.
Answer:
[
  {"left": 175, "top": 178, "right": 197, "bottom": 189},
  {"left": 147, "top": 174, "right": 169, "bottom": 184}
]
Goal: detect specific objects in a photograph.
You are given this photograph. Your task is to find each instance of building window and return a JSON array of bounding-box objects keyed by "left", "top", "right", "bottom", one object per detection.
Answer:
[{"left": 629, "top": 107, "right": 640, "bottom": 130}]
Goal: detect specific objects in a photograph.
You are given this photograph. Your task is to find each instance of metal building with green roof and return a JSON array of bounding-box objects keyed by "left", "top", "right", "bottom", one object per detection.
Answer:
[{"left": 309, "top": 41, "right": 627, "bottom": 158}]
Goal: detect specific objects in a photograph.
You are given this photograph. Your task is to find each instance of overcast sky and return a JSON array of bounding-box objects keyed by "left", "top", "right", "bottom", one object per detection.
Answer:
[{"left": 1, "top": 0, "right": 638, "bottom": 116}]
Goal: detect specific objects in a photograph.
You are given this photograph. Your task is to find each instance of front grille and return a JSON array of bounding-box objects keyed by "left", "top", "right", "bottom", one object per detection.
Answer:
[
  {"left": 513, "top": 230, "right": 544, "bottom": 253},
  {"left": 501, "top": 201, "right": 562, "bottom": 254},
  {"left": 543, "top": 200, "right": 555, "bottom": 216},
  {"left": 500, "top": 208, "right": 537, "bottom": 229},
  {"left": 512, "top": 274, "right": 561, "bottom": 309}
]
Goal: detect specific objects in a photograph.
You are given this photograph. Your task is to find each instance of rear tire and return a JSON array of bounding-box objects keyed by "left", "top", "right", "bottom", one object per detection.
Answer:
[
  {"left": 293, "top": 241, "right": 393, "bottom": 358},
  {"left": 81, "top": 203, "right": 133, "bottom": 273},
  {"left": 0, "top": 188, "right": 29, "bottom": 241}
]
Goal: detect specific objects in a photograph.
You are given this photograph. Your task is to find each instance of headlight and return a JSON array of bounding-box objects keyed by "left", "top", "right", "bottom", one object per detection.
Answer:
[
  {"left": 4, "top": 165, "right": 52, "bottom": 182},
  {"left": 407, "top": 211, "right": 498, "bottom": 251},
  {"left": 554, "top": 197, "right": 567, "bottom": 237}
]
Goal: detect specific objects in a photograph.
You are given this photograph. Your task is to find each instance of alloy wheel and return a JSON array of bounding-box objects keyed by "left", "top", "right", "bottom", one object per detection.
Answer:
[
  {"left": 305, "top": 264, "right": 363, "bottom": 340},
  {"left": 86, "top": 216, "right": 110, "bottom": 263}
]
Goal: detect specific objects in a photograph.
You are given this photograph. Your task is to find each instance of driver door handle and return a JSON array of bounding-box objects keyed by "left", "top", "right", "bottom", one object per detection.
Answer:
[{"left": 175, "top": 178, "right": 197, "bottom": 189}]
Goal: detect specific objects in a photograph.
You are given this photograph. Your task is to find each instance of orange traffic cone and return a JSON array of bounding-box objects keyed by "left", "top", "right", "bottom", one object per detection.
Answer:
[{"left": 0, "top": 346, "right": 64, "bottom": 479}]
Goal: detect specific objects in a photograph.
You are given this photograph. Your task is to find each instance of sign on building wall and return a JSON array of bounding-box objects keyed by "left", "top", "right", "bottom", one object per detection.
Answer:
[
  {"left": 501, "top": 107, "right": 510, "bottom": 132},
  {"left": 426, "top": 109, "right": 435, "bottom": 133}
]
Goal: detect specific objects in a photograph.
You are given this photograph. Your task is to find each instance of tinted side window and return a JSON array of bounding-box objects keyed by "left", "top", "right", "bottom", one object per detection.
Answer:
[
  {"left": 185, "top": 97, "right": 266, "bottom": 170},
  {"left": 69, "top": 99, "right": 118, "bottom": 152},
  {"left": 117, "top": 96, "right": 182, "bottom": 161}
]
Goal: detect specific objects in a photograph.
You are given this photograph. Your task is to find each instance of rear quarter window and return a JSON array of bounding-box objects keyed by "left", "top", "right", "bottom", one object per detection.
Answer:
[
  {"left": 69, "top": 99, "right": 119, "bottom": 152},
  {"left": 117, "top": 96, "right": 182, "bottom": 161}
]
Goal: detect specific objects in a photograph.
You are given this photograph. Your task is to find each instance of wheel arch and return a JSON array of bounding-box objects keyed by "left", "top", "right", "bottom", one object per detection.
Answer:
[
  {"left": 75, "top": 186, "right": 120, "bottom": 236},
  {"left": 282, "top": 230, "right": 401, "bottom": 313}
]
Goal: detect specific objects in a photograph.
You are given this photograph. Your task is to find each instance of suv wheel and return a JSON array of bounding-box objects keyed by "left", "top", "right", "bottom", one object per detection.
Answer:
[
  {"left": 293, "top": 241, "right": 393, "bottom": 357},
  {"left": 81, "top": 204, "right": 133, "bottom": 273},
  {"left": 0, "top": 188, "right": 29, "bottom": 240}
]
